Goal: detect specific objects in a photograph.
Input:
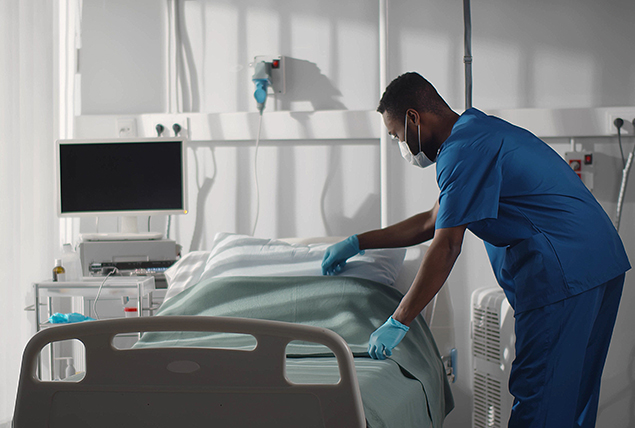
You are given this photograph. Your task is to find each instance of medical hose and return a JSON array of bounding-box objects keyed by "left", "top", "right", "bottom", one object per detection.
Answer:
[
  {"left": 616, "top": 149, "right": 634, "bottom": 232},
  {"left": 614, "top": 119, "right": 633, "bottom": 232},
  {"left": 251, "top": 112, "right": 263, "bottom": 236},
  {"left": 618, "top": 125, "right": 626, "bottom": 169}
]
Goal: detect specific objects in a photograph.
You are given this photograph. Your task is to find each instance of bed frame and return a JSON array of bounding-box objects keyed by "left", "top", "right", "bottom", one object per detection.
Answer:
[{"left": 13, "top": 316, "right": 365, "bottom": 428}]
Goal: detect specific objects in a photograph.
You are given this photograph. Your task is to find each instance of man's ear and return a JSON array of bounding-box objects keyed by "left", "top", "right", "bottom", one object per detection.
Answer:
[{"left": 406, "top": 108, "right": 420, "bottom": 126}]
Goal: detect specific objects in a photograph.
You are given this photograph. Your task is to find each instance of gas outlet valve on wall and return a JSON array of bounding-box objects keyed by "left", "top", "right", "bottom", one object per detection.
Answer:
[
  {"left": 141, "top": 115, "right": 190, "bottom": 139},
  {"left": 250, "top": 55, "right": 285, "bottom": 95},
  {"left": 565, "top": 151, "right": 594, "bottom": 192}
]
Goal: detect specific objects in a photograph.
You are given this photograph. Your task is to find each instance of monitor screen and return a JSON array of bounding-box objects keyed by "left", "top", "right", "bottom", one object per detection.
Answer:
[{"left": 57, "top": 138, "right": 187, "bottom": 217}]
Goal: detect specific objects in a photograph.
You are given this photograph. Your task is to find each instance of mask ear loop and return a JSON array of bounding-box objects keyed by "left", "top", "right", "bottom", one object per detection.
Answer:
[
  {"left": 417, "top": 124, "right": 422, "bottom": 155},
  {"left": 404, "top": 114, "right": 409, "bottom": 149}
]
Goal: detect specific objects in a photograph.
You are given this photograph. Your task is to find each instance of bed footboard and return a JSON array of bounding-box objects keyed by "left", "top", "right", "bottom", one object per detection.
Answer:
[{"left": 13, "top": 316, "right": 366, "bottom": 428}]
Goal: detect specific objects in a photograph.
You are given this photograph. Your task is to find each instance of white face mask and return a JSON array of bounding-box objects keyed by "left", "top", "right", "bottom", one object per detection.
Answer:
[{"left": 398, "top": 114, "right": 435, "bottom": 169}]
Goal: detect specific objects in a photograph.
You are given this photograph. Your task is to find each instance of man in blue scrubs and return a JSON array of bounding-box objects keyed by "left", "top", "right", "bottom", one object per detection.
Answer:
[{"left": 321, "top": 72, "right": 630, "bottom": 427}]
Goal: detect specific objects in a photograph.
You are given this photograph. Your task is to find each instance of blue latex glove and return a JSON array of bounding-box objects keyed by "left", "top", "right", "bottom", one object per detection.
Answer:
[
  {"left": 368, "top": 316, "right": 409, "bottom": 360},
  {"left": 321, "top": 235, "right": 364, "bottom": 276},
  {"left": 49, "top": 312, "right": 95, "bottom": 324}
]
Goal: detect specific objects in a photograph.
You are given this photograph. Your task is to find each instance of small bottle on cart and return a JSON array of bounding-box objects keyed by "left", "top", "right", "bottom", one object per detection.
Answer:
[
  {"left": 123, "top": 306, "right": 138, "bottom": 318},
  {"left": 52, "top": 259, "right": 66, "bottom": 282}
]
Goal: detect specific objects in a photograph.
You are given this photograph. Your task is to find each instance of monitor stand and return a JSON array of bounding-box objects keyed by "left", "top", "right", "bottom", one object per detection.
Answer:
[{"left": 80, "top": 216, "right": 164, "bottom": 241}]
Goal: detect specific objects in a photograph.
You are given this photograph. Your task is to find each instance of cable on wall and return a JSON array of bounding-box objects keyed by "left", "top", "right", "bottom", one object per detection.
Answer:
[
  {"left": 251, "top": 113, "right": 264, "bottom": 236},
  {"left": 176, "top": 0, "right": 200, "bottom": 112},
  {"left": 92, "top": 268, "right": 119, "bottom": 320},
  {"left": 166, "top": 0, "right": 198, "bottom": 114}
]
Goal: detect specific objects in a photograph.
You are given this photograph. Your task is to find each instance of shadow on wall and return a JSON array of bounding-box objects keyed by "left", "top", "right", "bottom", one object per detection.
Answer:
[
  {"left": 188, "top": 146, "right": 217, "bottom": 252},
  {"left": 318, "top": 145, "right": 381, "bottom": 237},
  {"left": 323, "top": 191, "right": 381, "bottom": 238},
  {"left": 279, "top": 57, "right": 347, "bottom": 111},
  {"left": 320, "top": 145, "right": 343, "bottom": 236}
]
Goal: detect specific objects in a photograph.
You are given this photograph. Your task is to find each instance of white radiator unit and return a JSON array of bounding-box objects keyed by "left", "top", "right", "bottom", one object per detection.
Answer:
[{"left": 471, "top": 288, "right": 516, "bottom": 428}]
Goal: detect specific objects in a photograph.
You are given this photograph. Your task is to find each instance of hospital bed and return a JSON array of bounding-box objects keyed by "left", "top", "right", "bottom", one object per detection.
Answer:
[{"left": 13, "top": 233, "right": 454, "bottom": 428}]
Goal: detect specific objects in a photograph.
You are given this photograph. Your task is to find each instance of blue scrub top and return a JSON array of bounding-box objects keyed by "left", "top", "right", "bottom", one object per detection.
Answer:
[{"left": 436, "top": 108, "right": 630, "bottom": 313}]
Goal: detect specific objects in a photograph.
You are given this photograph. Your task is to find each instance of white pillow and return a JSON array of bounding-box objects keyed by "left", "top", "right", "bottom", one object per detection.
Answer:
[{"left": 164, "top": 233, "right": 406, "bottom": 301}]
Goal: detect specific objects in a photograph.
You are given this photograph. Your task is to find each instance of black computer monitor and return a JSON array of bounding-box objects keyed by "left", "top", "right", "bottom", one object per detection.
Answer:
[{"left": 57, "top": 138, "right": 188, "bottom": 235}]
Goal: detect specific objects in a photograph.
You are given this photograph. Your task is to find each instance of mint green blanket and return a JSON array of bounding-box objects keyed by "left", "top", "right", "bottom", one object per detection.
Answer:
[{"left": 137, "top": 276, "right": 453, "bottom": 427}]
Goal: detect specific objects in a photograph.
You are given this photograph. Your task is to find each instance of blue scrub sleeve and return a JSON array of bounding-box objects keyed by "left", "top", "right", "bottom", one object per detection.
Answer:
[{"left": 436, "top": 144, "right": 502, "bottom": 229}]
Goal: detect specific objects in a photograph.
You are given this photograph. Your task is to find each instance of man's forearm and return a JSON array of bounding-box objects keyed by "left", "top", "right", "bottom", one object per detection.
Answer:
[
  {"left": 357, "top": 203, "right": 438, "bottom": 250},
  {"left": 392, "top": 225, "right": 465, "bottom": 326}
]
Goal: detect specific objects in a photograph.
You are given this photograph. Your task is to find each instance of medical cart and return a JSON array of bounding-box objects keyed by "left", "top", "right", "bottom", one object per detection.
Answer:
[{"left": 30, "top": 276, "right": 156, "bottom": 381}]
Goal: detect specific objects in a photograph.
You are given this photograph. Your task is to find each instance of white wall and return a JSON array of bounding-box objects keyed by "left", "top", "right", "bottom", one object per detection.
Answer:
[
  {"left": 81, "top": 0, "right": 165, "bottom": 114},
  {"left": 77, "top": 1, "right": 635, "bottom": 427}
]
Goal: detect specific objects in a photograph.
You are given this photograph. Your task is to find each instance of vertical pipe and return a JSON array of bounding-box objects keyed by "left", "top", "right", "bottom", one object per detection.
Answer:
[
  {"left": 379, "top": 0, "right": 389, "bottom": 228},
  {"left": 165, "top": 0, "right": 172, "bottom": 113},
  {"left": 35, "top": 284, "right": 42, "bottom": 379},
  {"left": 463, "top": 0, "right": 473, "bottom": 110},
  {"left": 166, "top": 0, "right": 178, "bottom": 114}
]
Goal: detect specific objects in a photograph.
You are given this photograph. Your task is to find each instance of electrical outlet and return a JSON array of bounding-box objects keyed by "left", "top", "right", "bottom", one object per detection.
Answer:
[
  {"left": 116, "top": 118, "right": 137, "bottom": 137},
  {"left": 608, "top": 112, "right": 635, "bottom": 135}
]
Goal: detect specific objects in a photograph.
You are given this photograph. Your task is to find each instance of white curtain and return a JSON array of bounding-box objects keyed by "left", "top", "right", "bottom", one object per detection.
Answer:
[{"left": 0, "top": 1, "right": 59, "bottom": 422}]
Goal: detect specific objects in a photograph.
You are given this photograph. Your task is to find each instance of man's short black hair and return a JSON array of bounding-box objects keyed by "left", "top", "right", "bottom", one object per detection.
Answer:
[{"left": 377, "top": 72, "right": 449, "bottom": 119}]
